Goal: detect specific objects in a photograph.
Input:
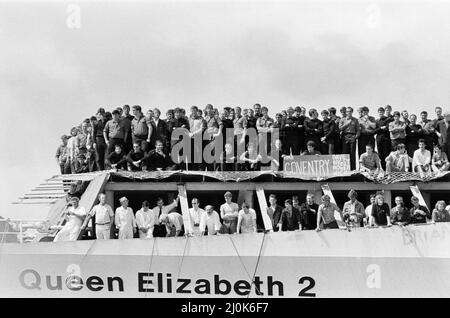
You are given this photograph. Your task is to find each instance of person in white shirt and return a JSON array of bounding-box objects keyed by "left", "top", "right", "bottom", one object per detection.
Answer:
[
  {"left": 115, "top": 197, "right": 136, "bottom": 239},
  {"left": 237, "top": 202, "right": 257, "bottom": 234},
  {"left": 86, "top": 193, "right": 114, "bottom": 240},
  {"left": 412, "top": 139, "right": 432, "bottom": 177},
  {"left": 152, "top": 196, "right": 180, "bottom": 237},
  {"left": 364, "top": 194, "right": 376, "bottom": 226},
  {"left": 220, "top": 191, "right": 239, "bottom": 234},
  {"left": 135, "top": 201, "right": 156, "bottom": 239},
  {"left": 54, "top": 197, "right": 87, "bottom": 242},
  {"left": 159, "top": 212, "right": 184, "bottom": 237},
  {"left": 188, "top": 198, "right": 205, "bottom": 236},
  {"left": 199, "top": 205, "right": 222, "bottom": 235}
]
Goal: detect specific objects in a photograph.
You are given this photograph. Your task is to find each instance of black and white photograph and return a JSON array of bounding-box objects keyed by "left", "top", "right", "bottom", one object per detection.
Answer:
[{"left": 0, "top": 0, "right": 449, "bottom": 305}]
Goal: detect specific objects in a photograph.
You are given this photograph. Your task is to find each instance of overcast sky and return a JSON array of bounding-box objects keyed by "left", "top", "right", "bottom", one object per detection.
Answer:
[{"left": 1, "top": 0, "right": 450, "bottom": 219}]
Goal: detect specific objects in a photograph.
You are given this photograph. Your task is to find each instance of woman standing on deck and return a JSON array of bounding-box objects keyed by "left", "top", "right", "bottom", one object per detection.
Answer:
[{"left": 54, "top": 197, "right": 86, "bottom": 242}]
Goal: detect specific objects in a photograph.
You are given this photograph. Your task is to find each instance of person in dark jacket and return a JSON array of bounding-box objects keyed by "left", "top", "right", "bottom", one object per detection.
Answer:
[
  {"left": 105, "top": 144, "right": 127, "bottom": 170},
  {"left": 409, "top": 196, "right": 431, "bottom": 224},
  {"left": 300, "top": 193, "right": 319, "bottom": 230},
  {"left": 320, "top": 109, "right": 338, "bottom": 154},
  {"left": 375, "top": 107, "right": 392, "bottom": 170},
  {"left": 304, "top": 108, "right": 323, "bottom": 149}
]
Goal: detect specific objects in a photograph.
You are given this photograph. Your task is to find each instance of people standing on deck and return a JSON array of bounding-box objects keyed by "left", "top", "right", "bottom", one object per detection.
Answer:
[
  {"left": 136, "top": 201, "right": 156, "bottom": 239},
  {"left": 152, "top": 196, "right": 180, "bottom": 237},
  {"left": 199, "top": 205, "right": 222, "bottom": 236},
  {"left": 339, "top": 107, "right": 360, "bottom": 170},
  {"left": 236, "top": 202, "right": 257, "bottom": 234},
  {"left": 87, "top": 193, "right": 114, "bottom": 240},
  {"left": 316, "top": 194, "right": 341, "bottom": 230},
  {"left": 115, "top": 197, "right": 136, "bottom": 239},
  {"left": 104, "top": 109, "right": 129, "bottom": 155},
  {"left": 54, "top": 197, "right": 86, "bottom": 242},
  {"left": 220, "top": 192, "right": 239, "bottom": 234},
  {"left": 266, "top": 194, "right": 283, "bottom": 231},
  {"left": 188, "top": 198, "right": 205, "bottom": 236},
  {"left": 300, "top": 193, "right": 319, "bottom": 230},
  {"left": 277, "top": 199, "right": 303, "bottom": 231},
  {"left": 342, "top": 189, "right": 365, "bottom": 227},
  {"left": 358, "top": 106, "right": 377, "bottom": 157},
  {"left": 375, "top": 107, "right": 392, "bottom": 170},
  {"left": 56, "top": 135, "right": 70, "bottom": 174}
]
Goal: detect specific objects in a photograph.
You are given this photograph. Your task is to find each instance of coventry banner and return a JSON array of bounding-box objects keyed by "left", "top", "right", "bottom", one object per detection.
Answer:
[{"left": 283, "top": 155, "right": 351, "bottom": 180}]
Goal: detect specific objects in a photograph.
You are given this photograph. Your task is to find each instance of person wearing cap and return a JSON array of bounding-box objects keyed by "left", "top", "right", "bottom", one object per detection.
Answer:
[
  {"left": 54, "top": 197, "right": 87, "bottom": 242},
  {"left": 375, "top": 107, "right": 392, "bottom": 169},
  {"left": 358, "top": 106, "right": 377, "bottom": 158},
  {"left": 389, "top": 111, "right": 407, "bottom": 149},
  {"left": 159, "top": 212, "right": 184, "bottom": 237},
  {"left": 219, "top": 192, "right": 239, "bottom": 234},
  {"left": 339, "top": 107, "right": 361, "bottom": 170},
  {"left": 85, "top": 193, "right": 115, "bottom": 240},
  {"left": 316, "top": 195, "right": 342, "bottom": 230},
  {"left": 277, "top": 199, "right": 303, "bottom": 231},
  {"left": 342, "top": 190, "right": 366, "bottom": 227},
  {"left": 56, "top": 135, "right": 70, "bottom": 174},
  {"left": 103, "top": 109, "right": 129, "bottom": 155},
  {"left": 115, "top": 197, "right": 136, "bottom": 239},
  {"left": 135, "top": 201, "right": 156, "bottom": 239}
]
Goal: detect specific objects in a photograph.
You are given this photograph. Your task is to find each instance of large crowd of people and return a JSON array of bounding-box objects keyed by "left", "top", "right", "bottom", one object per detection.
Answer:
[
  {"left": 53, "top": 189, "right": 450, "bottom": 242},
  {"left": 55, "top": 104, "right": 450, "bottom": 174}
]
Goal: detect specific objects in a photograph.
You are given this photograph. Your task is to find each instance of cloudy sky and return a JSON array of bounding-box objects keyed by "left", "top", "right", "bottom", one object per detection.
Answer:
[{"left": 1, "top": 0, "right": 450, "bottom": 218}]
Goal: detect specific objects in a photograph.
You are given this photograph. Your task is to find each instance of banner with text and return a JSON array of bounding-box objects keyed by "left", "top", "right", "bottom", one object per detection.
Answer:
[{"left": 283, "top": 155, "right": 351, "bottom": 179}]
